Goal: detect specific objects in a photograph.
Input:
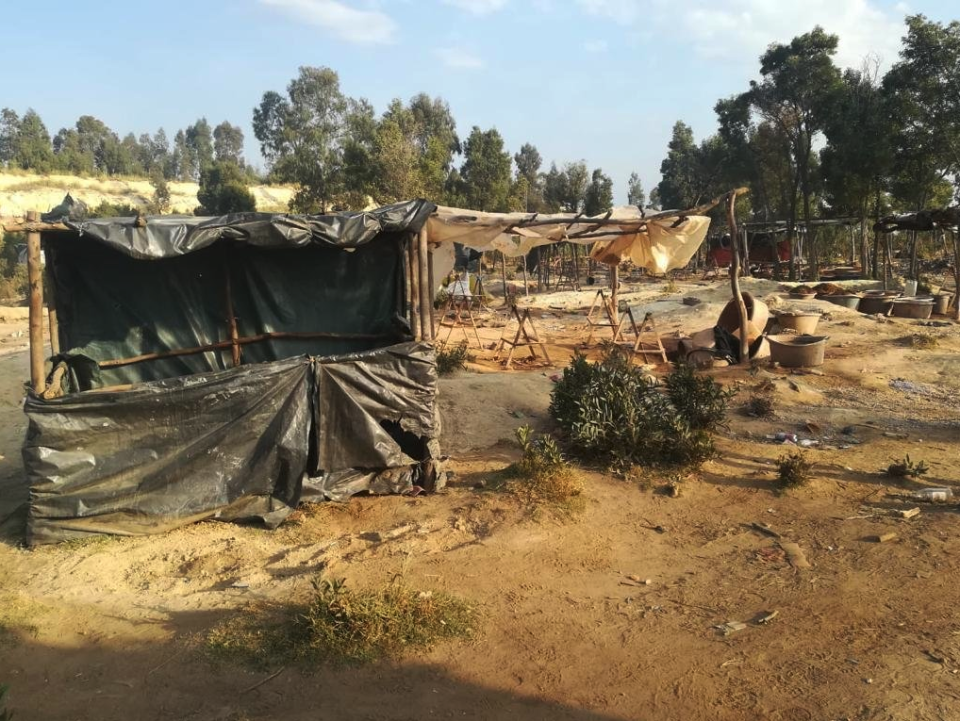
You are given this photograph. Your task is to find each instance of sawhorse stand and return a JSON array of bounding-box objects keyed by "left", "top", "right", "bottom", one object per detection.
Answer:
[
  {"left": 584, "top": 289, "right": 622, "bottom": 345},
  {"left": 494, "top": 307, "right": 551, "bottom": 370}
]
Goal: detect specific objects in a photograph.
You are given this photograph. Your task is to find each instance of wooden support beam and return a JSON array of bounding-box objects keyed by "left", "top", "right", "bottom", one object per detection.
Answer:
[
  {"left": 27, "top": 211, "right": 45, "bottom": 394},
  {"left": 417, "top": 228, "right": 432, "bottom": 341},
  {"left": 224, "top": 265, "right": 241, "bottom": 366},
  {"left": 427, "top": 245, "right": 436, "bottom": 338},
  {"left": 409, "top": 234, "right": 422, "bottom": 341},
  {"left": 610, "top": 264, "right": 619, "bottom": 311},
  {"left": 97, "top": 330, "right": 398, "bottom": 369},
  {"left": 46, "top": 264, "right": 60, "bottom": 356}
]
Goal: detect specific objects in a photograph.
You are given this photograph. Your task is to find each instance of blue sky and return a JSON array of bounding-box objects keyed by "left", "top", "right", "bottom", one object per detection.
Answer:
[{"left": 1, "top": 0, "right": 955, "bottom": 203}]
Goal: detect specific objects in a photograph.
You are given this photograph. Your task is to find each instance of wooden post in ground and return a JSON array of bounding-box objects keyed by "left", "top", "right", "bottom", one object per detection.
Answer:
[
  {"left": 27, "top": 210, "right": 45, "bottom": 394},
  {"left": 500, "top": 251, "right": 508, "bottom": 299},
  {"left": 727, "top": 192, "right": 750, "bottom": 366},
  {"left": 409, "top": 234, "right": 422, "bottom": 341},
  {"left": 952, "top": 229, "right": 960, "bottom": 321},
  {"left": 521, "top": 253, "right": 529, "bottom": 296},
  {"left": 418, "top": 228, "right": 432, "bottom": 341},
  {"left": 46, "top": 275, "right": 59, "bottom": 356},
  {"left": 427, "top": 244, "right": 436, "bottom": 337},
  {"left": 610, "top": 263, "right": 619, "bottom": 311},
  {"left": 224, "top": 265, "right": 241, "bottom": 366}
]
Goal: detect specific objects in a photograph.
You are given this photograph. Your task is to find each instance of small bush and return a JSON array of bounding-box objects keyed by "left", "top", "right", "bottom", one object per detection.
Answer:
[
  {"left": 549, "top": 349, "right": 727, "bottom": 469},
  {"left": 777, "top": 451, "right": 813, "bottom": 488},
  {"left": 206, "top": 577, "right": 478, "bottom": 669},
  {"left": 507, "top": 425, "right": 583, "bottom": 511},
  {"left": 886, "top": 455, "right": 929, "bottom": 479},
  {"left": 744, "top": 395, "right": 774, "bottom": 417},
  {"left": 909, "top": 334, "right": 939, "bottom": 350},
  {"left": 436, "top": 341, "right": 469, "bottom": 375}
]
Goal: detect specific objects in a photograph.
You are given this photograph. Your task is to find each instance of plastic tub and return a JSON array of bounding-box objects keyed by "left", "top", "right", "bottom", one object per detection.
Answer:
[
  {"left": 859, "top": 293, "right": 899, "bottom": 315},
  {"left": 891, "top": 297, "right": 934, "bottom": 319},
  {"left": 767, "top": 334, "right": 828, "bottom": 368},
  {"left": 823, "top": 294, "right": 861, "bottom": 310},
  {"left": 933, "top": 293, "right": 954, "bottom": 315},
  {"left": 789, "top": 291, "right": 817, "bottom": 300},
  {"left": 776, "top": 312, "right": 821, "bottom": 334}
]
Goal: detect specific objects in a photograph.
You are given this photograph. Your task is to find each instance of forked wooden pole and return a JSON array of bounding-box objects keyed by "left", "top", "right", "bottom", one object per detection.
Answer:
[
  {"left": 727, "top": 192, "right": 750, "bottom": 365},
  {"left": 27, "top": 210, "right": 45, "bottom": 394}
]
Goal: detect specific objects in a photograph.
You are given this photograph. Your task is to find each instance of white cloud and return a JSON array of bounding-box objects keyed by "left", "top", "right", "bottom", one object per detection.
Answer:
[
  {"left": 584, "top": 39, "right": 609, "bottom": 53},
  {"left": 260, "top": 0, "right": 396, "bottom": 44},
  {"left": 575, "top": 0, "right": 904, "bottom": 71},
  {"left": 442, "top": 0, "right": 508, "bottom": 14},
  {"left": 435, "top": 47, "right": 485, "bottom": 69}
]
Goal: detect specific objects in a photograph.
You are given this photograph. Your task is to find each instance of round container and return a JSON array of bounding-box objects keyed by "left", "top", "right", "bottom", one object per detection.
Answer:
[
  {"left": 789, "top": 292, "right": 817, "bottom": 301},
  {"left": 776, "top": 312, "right": 821, "bottom": 334},
  {"left": 904, "top": 279, "right": 918, "bottom": 297},
  {"left": 933, "top": 292, "right": 954, "bottom": 315},
  {"left": 767, "top": 334, "right": 828, "bottom": 368},
  {"left": 859, "top": 292, "right": 899, "bottom": 315},
  {"left": 824, "top": 294, "right": 861, "bottom": 310},
  {"left": 891, "top": 297, "right": 934, "bottom": 319}
]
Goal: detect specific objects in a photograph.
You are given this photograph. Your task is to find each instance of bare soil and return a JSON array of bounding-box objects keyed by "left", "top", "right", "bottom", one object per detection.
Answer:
[{"left": 1, "top": 277, "right": 959, "bottom": 721}]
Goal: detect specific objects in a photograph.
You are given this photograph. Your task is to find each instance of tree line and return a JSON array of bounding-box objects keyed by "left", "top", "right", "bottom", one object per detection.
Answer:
[
  {"left": 0, "top": 68, "right": 631, "bottom": 218},
  {"left": 653, "top": 14, "right": 960, "bottom": 280}
]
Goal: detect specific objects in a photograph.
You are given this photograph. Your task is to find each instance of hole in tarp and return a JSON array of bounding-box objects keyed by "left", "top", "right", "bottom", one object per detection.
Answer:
[{"left": 379, "top": 419, "right": 429, "bottom": 462}]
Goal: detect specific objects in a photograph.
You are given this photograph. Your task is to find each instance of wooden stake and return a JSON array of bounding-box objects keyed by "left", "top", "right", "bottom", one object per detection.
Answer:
[
  {"left": 727, "top": 192, "right": 750, "bottom": 365},
  {"left": 27, "top": 210, "right": 45, "bottom": 394},
  {"left": 521, "top": 253, "right": 528, "bottom": 296},
  {"left": 409, "top": 234, "right": 422, "bottom": 341},
  {"left": 501, "top": 251, "right": 508, "bottom": 299},
  {"left": 224, "top": 264, "right": 241, "bottom": 366},
  {"left": 418, "top": 228, "right": 432, "bottom": 341},
  {"left": 610, "top": 264, "right": 619, "bottom": 311}
]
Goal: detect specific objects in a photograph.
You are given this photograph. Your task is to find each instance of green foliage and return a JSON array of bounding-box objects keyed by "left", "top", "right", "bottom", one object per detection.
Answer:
[
  {"left": 436, "top": 341, "right": 468, "bottom": 375},
  {"left": 627, "top": 172, "right": 645, "bottom": 208},
  {"left": 495, "top": 425, "right": 584, "bottom": 516},
  {"left": 206, "top": 577, "right": 478, "bottom": 668},
  {"left": 548, "top": 349, "right": 725, "bottom": 469},
  {"left": 149, "top": 168, "right": 171, "bottom": 214},
  {"left": 886, "top": 455, "right": 929, "bottom": 479},
  {"left": 583, "top": 168, "right": 613, "bottom": 216},
  {"left": 196, "top": 161, "right": 256, "bottom": 215},
  {"left": 777, "top": 451, "right": 814, "bottom": 488},
  {"left": 663, "top": 362, "right": 736, "bottom": 432},
  {"left": 89, "top": 201, "right": 141, "bottom": 217},
  {"left": 460, "top": 126, "right": 512, "bottom": 212},
  {"left": 0, "top": 683, "right": 11, "bottom": 721}
]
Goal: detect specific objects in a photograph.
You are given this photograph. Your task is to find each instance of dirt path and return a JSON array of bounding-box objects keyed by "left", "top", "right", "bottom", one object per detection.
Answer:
[{"left": 1, "top": 282, "right": 959, "bottom": 721}]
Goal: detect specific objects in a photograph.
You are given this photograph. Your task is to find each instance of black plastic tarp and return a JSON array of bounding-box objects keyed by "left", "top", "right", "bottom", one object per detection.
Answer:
[
  {"left": 23, "top": 342, "right": 440, "bottom": 545},
  {"left": 53, "top": 200, "right": 435, "bottom": 260}
]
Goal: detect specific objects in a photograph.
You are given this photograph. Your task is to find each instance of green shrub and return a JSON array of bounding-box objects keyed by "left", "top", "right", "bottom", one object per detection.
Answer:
[
  {"left": 507, "top": 425, "right": 583, "bottom": 511},
  {"left": 549, "top": 349, "right": 726, "bottom": 469}
]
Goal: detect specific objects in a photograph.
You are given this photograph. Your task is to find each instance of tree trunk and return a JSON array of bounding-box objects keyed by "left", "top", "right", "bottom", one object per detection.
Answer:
[{"left": 727, "top": 193, "right": 750, "bottom": 366}]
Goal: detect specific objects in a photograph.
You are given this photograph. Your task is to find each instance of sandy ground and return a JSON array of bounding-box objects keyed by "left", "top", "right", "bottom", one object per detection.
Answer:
[{"left": 1, "top": 277, "right": 960, "bottom": 720}]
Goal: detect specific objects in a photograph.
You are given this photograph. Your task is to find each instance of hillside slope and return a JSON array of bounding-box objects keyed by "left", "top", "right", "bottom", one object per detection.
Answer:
[{"left": 0, "top": 172, "right": 295, "bottom": 216}]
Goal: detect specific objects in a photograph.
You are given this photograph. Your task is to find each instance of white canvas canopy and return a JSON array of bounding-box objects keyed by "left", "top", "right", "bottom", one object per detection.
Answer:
[{"left": 425, "top": 205, "right": 712, "bottom": 274}]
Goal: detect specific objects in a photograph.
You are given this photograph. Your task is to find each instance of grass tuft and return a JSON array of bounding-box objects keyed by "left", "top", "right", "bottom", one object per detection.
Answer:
[
  {"left": 206, "top": 577, "right": 479, "bottom": 669},
  {"left": 744, "top": 395, "right": 775, "bottom": 417}
]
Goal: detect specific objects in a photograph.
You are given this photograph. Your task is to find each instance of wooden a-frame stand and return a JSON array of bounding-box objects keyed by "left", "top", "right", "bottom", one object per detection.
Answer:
[
  {"left": 494, "top": 306, "right": 551, "bottom": 370},
  {"left": 435, "top": 293, "right": 483, "bottom": 348},
  {"left": 615, "top": 307, "right": 667, "bottom": 364},
  {"left": 584, "top": 289, "right": 621, "bottom": 345}
]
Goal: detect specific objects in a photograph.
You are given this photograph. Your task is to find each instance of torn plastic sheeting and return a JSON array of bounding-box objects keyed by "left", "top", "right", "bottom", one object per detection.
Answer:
[
  {"left": 23, "top": 356, "right": 313, "bottom": 546},
  {"left": 313, "top": 342, "right": 439, "bottom": 472},
  {"left": 55, "top": 200, "right": 436, "bottom": 261}
]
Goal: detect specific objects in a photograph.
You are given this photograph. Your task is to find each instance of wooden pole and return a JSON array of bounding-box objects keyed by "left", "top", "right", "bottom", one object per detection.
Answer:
[
  {"left": 224, "top": 264, "right": 241, "bottom": 366},
  {"left": 417, "top": 228, "right": 431, "bottom": 341},
  {"left": 952, "top": 229, "right": 960, "bottom": 321},
  {"left": 46, "top": 269, "right": 60, "bottom": 356},
  {"left": 521, "top": 253, "right": 529, "bottom": 296},
  {"left": 409, "top": 234, "right": 422, "bottom": 341},
  {"left": 727, "top": 193, "right": 750, "bottom": 366},
  {"left": 427, "top": 245, "right": 436, "bottom": 338},
  {"left": 27, "top": 211, "right": 45, "bottom": 394},
  {"left": 610, "top": 263, "right": 619, "bottom": 310},
  {"left": 501, "top": 251, "right": 508, "bottom": 299}
]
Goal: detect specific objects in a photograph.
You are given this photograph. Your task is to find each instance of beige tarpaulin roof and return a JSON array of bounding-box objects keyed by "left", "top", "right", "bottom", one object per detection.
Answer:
[{"left": 425, "top": 205, "right": 712, "bottom": 274}]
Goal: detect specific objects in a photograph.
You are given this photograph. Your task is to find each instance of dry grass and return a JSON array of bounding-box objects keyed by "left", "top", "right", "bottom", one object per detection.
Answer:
[
  {"left": 908, "top": 334, "right": 940, "bottom": 350},
  {"left": 205, "top": 577, "right": 479, "bottom": 669},
  {"left": 777, "top": 451, "right": 814, "bottom": 488},
  {"left": 744, "top": 394, "right": 775, "bottom": 417},
  {"left": 0, "top": 595, "right": 44, "bottom": 648}
]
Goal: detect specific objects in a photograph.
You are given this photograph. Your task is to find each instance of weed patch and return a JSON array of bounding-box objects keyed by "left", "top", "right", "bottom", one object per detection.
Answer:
[
  {"left": 886, "top": 455, "right": 929, "bottom": 479},
  {"left": 206, "top": 577, "right": 479, "bottom": 669}
]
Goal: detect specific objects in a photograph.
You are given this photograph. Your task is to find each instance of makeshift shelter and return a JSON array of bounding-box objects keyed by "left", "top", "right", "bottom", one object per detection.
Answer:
[
  {"left": 10, "top": 200, "right": 446, "bottom": 545},
  {"left": 6, "top": 196, "right": 720, "bottom": 545}
]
